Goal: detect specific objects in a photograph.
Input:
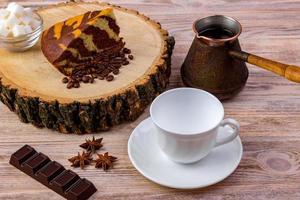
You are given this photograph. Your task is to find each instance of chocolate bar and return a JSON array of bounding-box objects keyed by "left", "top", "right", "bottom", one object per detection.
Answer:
[{"left": 9, "top": 145, "right": 97, "bottom": 200}]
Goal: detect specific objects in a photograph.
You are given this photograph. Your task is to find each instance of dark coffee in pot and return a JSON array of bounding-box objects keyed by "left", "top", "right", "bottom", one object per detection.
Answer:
[{"left": 198, "top": 26, "right": 234, "bottom": 39}]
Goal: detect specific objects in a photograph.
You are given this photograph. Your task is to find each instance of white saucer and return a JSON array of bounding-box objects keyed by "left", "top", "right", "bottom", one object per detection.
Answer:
[{"left": 128, "top": 117, "right": 243, "bottom": 189}]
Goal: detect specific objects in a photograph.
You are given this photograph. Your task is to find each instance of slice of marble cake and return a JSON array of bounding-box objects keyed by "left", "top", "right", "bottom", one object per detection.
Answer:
[{"left": 41, "top": 8, "right": 124, "bottom": 76}]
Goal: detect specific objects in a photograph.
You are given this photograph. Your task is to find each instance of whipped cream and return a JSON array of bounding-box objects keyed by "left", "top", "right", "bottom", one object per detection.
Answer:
[{"left": 0, "top": 2, "right": 41, "bottom": 37}]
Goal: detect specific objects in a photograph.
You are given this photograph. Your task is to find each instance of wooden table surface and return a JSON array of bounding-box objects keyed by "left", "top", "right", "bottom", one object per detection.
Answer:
[{"left": 1, "top": 0, "right": 300, "bottom": 199}]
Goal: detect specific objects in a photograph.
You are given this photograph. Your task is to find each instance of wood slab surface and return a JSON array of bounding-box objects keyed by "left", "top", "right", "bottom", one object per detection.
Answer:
[{"left": 0, "top": 0, "right": 300, "bottom": 199}]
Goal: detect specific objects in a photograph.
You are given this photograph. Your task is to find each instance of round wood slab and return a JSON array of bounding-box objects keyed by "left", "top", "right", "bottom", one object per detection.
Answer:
[{"left": 0, "top": 1, "right": 175, "bottom": 134}]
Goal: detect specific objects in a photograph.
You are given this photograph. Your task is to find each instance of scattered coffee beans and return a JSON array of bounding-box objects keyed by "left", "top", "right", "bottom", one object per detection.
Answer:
[
  {"left": 89, "top": 77, "right": 94, "bottom": 83},
  {"left": 62, "top": 77, "right": 69, "bottom": 83},
  {"left": 106, "top": 75, "right": 114, "bottom": 81},
  {"left": 123, "top": 48, "right": 131, "bottom": 54},
  {"left": 113, "top": 69, "right": 119, "bottom": 75},
  {"left": 128, "top": 54, "right": 134, "bottom": 60},
  {"left": 62, "top": 47, "right": 133, "bottom": 89},
  {"left": 122, "top": 60, "right": 129, "bottom": 65},
  {"left": 82, "top": 75, "right": 90, "bottom": 83},
  {"left": 73, "top": 82, "right": 80, "bottom": 88},
  {"left": 67, "top": 82, "right": 74, "bottom": 89}
]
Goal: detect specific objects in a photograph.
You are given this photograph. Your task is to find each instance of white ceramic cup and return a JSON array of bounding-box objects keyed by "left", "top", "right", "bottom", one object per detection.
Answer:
[{"left": 150, "top": 87, "right": 240, "bottom": 164}]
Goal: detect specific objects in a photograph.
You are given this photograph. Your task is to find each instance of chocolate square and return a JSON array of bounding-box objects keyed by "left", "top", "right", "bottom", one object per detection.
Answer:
[
  {"left": 23, "top": 153, "right": 51, "bottom": 175},
  {"left": 66, "top": 178, "right": 97, "bottom": 200},
  {"left": 9, "top": 145, "right": 36, "bottom": 166},
  {"left": 50, "top": 170, "right": 79, "bottom": 193},
  {"left": 36, "top": 161, "right": 65, "bottom": 184}
]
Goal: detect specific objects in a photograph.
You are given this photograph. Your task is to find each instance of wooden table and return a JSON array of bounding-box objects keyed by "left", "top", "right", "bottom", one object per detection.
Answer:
[{"left": 0, "top": 0, "right": 300, "bottom": 199}]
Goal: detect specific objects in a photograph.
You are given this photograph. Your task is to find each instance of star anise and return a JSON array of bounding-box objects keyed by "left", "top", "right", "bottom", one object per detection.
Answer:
[
  {"left": 68, "top": 151, "right": 92, "bottom": 169},
  {"left": 79, "top": 136, "right": 103, "bottom": 153},
  {"left": 94, "top": 152, "right": 117, "bottom": 171}
]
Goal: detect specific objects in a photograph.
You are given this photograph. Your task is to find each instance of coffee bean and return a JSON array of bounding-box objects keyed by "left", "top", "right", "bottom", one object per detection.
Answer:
[
  {"left": 67, "top": 82, "right": 74, "bottom": 89},
  {"left": 123, "top": 60, "right": 130, "bottom": 65},
  {"left": 123, "top": 48, "right": 131, "bottom": 54},
  {"left": 119, "top": 52, "right": 125, "bottom": 57},
  {"left": 128, "top": 55, "right": 134, "bottom": 60},
  {"left": 89, "top": 77, "right": 94, "bottom": 83},
  {"left": 62, "top": 77, "right": 69, "bottom": 84},
  {"left": 112, "top": 63, "right": 122, "bottom": 69},
  {"left": 82, "top": 75, "right": 90, "bottom": 83},
  {"left": 106, "top": 75, "right": 114, "bottom": 81},
  {"left": 73, "top": 82, "right": 80, "bottom": 88},
  {"left": 108, "top": 65, "right": 115, "bottom": 70},
  {"left": 114, "top": 57, "right": 122, "bottom": 61},
  {"left": 113, "top": 69, "right": 119, "bottom": 75},
  {"left": 102, "top": 69, "right": 110, "bottom": 76},
  {"left": 111, "top": 60, "right": 121, "bottom": 64}
]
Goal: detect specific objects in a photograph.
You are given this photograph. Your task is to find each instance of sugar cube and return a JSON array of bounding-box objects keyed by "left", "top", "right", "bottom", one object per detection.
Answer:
[
  {"left": 23, "top": 24, "right": 32, "bottom": 34},
  {"left": 24, "top": 7, "right": 33, "bottom": 15},
  {"left": 0, "top": 23, "right": 10, "bottom": 37},
  {"left": 7, "top": 3, "right": 24, "bottom": 18},
  {"left": 12, "top": 24, "right": 26, "bottom": 37},
  {"left": 0, "top": 9, "right": 10, "bottom": 19},
  {"left": 20, "top": 15, "right": 32, "bottom": 25},
  {"left": 5, "top": 13, "right": 21, "bottom": 29},
  {"left": 6, "top": 2, "right": 17, "bottom": 10}
]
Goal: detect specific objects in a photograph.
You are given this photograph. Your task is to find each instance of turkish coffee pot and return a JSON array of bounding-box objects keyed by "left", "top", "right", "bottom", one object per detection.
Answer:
[{"left": 181, "top": 15, "right": 300, "bottom": 100}]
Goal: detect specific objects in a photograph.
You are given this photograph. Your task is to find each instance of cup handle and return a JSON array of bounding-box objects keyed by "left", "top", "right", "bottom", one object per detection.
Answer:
[{"left": 215, "top": 118, "right": 240, "bottom": 147}]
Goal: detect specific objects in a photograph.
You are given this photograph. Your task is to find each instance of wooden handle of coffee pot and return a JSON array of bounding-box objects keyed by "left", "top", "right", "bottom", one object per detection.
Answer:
[{"left": 229, "top": 50, "right": 300, "bottom": 83}]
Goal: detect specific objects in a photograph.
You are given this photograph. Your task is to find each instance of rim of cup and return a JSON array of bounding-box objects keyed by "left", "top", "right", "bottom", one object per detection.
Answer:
[{"left": 150, "top": 87, "right": 225, "bottom": 136}]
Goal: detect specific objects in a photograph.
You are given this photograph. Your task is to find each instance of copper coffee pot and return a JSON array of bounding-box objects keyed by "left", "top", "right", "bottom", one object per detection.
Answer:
[{"left": 181, "top": 15, "right": 300, "bottom": 100}]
